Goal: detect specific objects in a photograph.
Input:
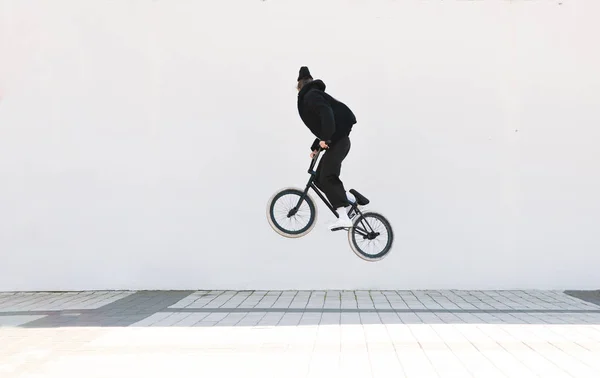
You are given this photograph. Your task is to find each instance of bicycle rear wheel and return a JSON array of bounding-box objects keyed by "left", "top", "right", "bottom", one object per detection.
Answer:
[
  {"left": 348, "top": 211, "right": 393, "bottom": 261},
  {"left": 266, "top": 187, "right": 317, "bottom": 238}
]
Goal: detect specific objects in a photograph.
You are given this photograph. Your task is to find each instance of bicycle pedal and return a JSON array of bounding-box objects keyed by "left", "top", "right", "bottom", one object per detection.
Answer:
[{"left": 330, "top": 227, "right": 348, "bottom": 232}]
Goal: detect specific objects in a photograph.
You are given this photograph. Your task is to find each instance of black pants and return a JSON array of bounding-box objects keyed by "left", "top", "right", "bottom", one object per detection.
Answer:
[{"left": 315, "top": 136, "right": 351, "bottom": 209}]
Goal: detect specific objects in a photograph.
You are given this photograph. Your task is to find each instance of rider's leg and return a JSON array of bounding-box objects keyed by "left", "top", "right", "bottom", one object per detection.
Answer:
[
  {"left": 315, "top": 136, "right": 353, "bottom": 229},
  {"left": 316, "top": 160, "right": 356, "bottom": 207}
]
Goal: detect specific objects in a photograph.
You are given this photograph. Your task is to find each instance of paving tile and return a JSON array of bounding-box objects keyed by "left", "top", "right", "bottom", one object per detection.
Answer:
[
  {"left": 152, "top": 312, "right": 192, "bottom": 327},
  {"left": 300, "top": 312, "right": 323, "bottom": 326},
  {"left": 320, "top": 312, "right": 341, "bottom": 326},
  {"left": 258, "top": 312, "right": 285, "bottom": 326},
  {"left": 279, "top": 313, "right": 303, "bottom": 326},
  {"left": 129, "top": 312, "right": 171, "bottom": 327}
]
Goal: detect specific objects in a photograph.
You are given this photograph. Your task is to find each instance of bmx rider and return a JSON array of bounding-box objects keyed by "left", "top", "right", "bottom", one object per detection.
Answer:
[{"left": 296, "top": 66, "right": 358, "bottom": 230}]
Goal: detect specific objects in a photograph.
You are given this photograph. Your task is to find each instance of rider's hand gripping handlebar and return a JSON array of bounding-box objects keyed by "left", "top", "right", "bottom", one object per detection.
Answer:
[
  {"left": 308, "top": 146, "right": 324, "bottom": 174},
  {"left": 308, "top": 142, "right": 330, "bottom": 174}
]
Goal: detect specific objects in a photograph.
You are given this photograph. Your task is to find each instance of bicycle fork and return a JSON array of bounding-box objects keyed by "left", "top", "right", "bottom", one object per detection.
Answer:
[{"left": 288, "top": 177, "right": 315, "bottom": 218}]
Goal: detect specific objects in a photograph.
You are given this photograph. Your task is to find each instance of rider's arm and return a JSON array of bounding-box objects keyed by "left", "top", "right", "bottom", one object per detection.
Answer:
[{"left": 307, "top": 91, "right": 335, "bottom": 142}]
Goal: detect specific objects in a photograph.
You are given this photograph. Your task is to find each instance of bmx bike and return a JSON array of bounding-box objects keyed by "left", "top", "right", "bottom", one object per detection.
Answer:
[{"left": 266, "top": 147, "right": 394, "bottom": 262}]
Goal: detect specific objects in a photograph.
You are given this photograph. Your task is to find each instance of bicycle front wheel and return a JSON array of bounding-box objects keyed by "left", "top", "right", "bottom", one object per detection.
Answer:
[
  {"left": 266, "top": 187, "right": 317, "bottom": 238},
  {"left": 348, "top": 211, "right": 394, "bottom": 261}
]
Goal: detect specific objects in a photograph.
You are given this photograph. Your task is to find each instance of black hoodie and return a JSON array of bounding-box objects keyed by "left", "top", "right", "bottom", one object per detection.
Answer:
[{"left": 297, "top": 79, "right": 357, "bottom": 150}]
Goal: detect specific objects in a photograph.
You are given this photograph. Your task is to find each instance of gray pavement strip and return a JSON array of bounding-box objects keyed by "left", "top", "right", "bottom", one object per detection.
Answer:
[{"left": 160, "top": 307, "right": 600, "bottom": 313}]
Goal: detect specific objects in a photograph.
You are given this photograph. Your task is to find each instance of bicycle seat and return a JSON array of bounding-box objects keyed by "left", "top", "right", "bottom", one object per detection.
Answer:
[{"left": 349, "top": 189, "right": 370, "bottom": 206}]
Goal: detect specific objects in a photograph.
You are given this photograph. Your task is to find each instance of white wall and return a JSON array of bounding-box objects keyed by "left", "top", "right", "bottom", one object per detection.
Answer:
[{"left": 1, "top": 0, "right": 599, "bottom": 291}]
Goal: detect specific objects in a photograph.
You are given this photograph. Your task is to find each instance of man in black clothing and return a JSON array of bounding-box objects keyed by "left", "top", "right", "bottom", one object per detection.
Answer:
[{"left": 296, "top": 66, "right": 358, "bottom": 230}]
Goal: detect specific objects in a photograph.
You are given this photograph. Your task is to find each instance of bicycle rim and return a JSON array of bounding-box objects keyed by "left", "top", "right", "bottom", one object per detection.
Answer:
[
  {"left": 348, "top": 212, "right": 393, "bottom": 261},
  {"left": 267, "top": 188, "right": 317, "bottom": 238}
]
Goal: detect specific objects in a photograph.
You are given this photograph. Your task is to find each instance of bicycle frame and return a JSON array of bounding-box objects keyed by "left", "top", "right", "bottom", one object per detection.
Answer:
[
  {"left": 286, "top": 148, "right": 379, "bottom": 238},
  {"left": 286, "top": 149, "right": 339, "bottom": 218}
]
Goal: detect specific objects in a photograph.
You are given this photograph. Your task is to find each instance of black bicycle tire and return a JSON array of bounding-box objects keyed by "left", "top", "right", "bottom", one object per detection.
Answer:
[
  {"left": 266, "top": 187, "right": 317, "bottom": 238},
  {"left": 348, "top": 211, "right": 394, "bottom": 261}
]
